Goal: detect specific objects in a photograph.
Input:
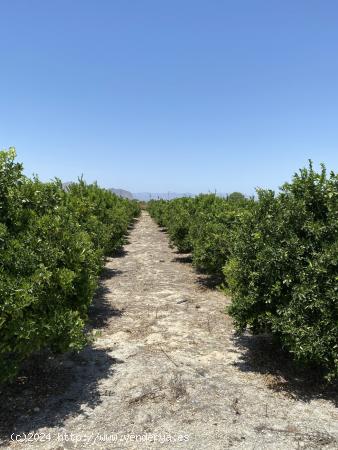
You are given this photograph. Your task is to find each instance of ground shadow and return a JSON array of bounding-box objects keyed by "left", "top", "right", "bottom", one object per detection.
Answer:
[
  {"left": 232, "top": 333, "right": 338, "bottom": 407},
  {"left": 127, "top": 216, "right": 139, "bottom": 230},
  {"left": 195, "top": 274, "right": 223, "bottom": 290},
  {"left": 88, "top": 266, "right": 125, "bottom": 329},
  {"left": 171, "top": 251, "right": 223, "bottom": 289},
  {"left": 0, "top": 255, "right": 127, "bottom": 445},
  {"left": 172, "top": 255, "right": 193, "bottom": 264},
  {"left": 113, "top": 248, "right": 129, "bottom": 258},
  {"left": 88, "top": 287, "right": 124, "bottom": 329},
  {"left": 0, "top": 348, "right": 123, "bottom": 445},
  {"left": 100, "top": 266, "right": 123, "bottom": 280}
]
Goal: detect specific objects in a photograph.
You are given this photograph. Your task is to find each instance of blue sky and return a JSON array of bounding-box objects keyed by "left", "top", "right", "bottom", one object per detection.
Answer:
[{"left": 1, "top": 0, "right": 337, "bottom": 195}]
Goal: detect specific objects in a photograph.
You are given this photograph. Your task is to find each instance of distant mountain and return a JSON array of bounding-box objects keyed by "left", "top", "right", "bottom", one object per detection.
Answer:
[
  {"left": 62, "top": 181, "right": 74, "bottom": 190},
  {"left": 133, "top": 192, "right": 194, "bottom": 201},
  {"left": 62, "top": 183, "right": 134, "bottom": 199},
  {"left": 109, "top": 188, "right": 134, "bottom": 200},
  {"left": 62, "top": 185, "right": 245, "bottom": 202}
]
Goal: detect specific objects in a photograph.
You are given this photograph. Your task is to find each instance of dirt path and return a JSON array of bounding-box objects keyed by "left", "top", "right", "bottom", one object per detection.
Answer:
[{"left": 2, "top": 212, "right": 338, "bottom": 449}]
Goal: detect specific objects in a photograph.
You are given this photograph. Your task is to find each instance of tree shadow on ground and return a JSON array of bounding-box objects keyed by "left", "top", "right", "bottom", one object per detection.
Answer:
[
  {"left": 0, "top": 348, "right": 123, "bottom": 445},
  {"left": 100, "top": 266, "right": 123, "bottom": 280},
  {"left": 195, "top": 274, "right": 223, "bottom": 290},
  {"left": 232, "top": 333, "right": 338, "bottom": 407},
  {"left": 113, "top": 248, "right": 129, "bottom": 258},
  {"left": 0, "top": 260, "right": 126, "bottom": 445},
  {"left": 88, "top": 267, "right": 124, "bottom": 329},
  {"left": 127, "top": 216, "right": 139, "bottom": 230},
  {"left": 172, "top": 254, "right": 193, "bottom": 264},
  {"left": 171, "top": 250, "right": 223, "bottom": 289}
]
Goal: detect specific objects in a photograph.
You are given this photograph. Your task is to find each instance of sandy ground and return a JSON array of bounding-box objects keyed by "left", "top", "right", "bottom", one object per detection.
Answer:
[{"left": 1, "top": 212, "right": 338, "bottom": 449}]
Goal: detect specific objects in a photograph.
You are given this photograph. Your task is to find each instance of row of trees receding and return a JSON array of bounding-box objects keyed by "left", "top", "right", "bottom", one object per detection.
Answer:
[
  {"left": 0, "top": 149, "right": 140, "bottom": 382},
  {"left": 148, "top": 163, "right": 338, "bottom": 381}
]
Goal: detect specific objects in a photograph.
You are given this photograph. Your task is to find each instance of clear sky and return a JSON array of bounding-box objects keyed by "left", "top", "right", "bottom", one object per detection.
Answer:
[{"left": 1, "top": 0, "right": 337, "bottom": 195}]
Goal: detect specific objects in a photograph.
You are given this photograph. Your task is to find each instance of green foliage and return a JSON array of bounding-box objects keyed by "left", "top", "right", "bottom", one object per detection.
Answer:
[
  {"left": 65, "top": 180, "right": 140, "bottom": 254},
  {"left": 0, "top": 149, "right": 140, "bottom": 382},
  {"left": 149, "top": 164, "right": 338, "bottom": 379},
  {"left": 227, "top": 191, "right": 246, "bottom": 202},
  {"left": 165, "top": 197, "right": 195, "bottom": 252},
  {"left": 147, "top": 199, "right": 169, "bottom": 227},
  {"left": 189, "top": 194, "right": 252, "bottom": 275},
  {"left": 148, "top": 193, "right": 251, "bottom": 275},
  {"left": 148, "top": 197, "right": 195, "bottom": 252},
  {"left": 225, "top": 163, "right": 338, "bottom": 380}
]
